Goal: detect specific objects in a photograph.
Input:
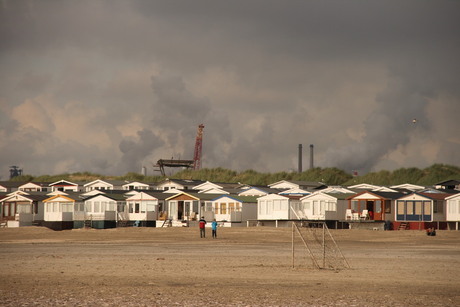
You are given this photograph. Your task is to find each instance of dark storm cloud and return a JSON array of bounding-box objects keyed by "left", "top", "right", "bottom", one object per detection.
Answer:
[
  {"left": 147, "top": 73, "right": 232, "bottom": 166},
  {"left": 118, "top": 129, "right": 165, "bottom": 173},
  {"left": 0, "top": 0, "right": 459, "bottom": 178}
]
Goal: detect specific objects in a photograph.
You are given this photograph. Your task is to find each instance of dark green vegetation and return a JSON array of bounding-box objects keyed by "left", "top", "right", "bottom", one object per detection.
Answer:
[{"left": 9, "top": 164, "right": 460, "bottom": 187}]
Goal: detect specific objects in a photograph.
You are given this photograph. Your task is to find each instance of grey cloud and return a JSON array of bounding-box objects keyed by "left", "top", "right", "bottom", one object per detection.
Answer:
[
  {"left": 1, "top": 0, "right": 459, "bottom": 178},
  {"left": 118, "top": 129, "right": 165, "bottom": 173}
]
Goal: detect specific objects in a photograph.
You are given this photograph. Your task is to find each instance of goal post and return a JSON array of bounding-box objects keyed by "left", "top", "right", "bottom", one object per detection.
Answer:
[{"left": 291, "top": 221, "right": 350, "bottom": 270}]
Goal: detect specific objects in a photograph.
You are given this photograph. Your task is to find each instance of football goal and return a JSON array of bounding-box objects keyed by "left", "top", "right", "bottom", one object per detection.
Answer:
[{"left": 291, "top": 221, "right": 350, "bottom": 270}]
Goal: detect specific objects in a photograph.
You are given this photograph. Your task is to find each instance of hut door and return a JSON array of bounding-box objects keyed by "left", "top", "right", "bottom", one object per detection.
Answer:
[
  {"left": 2, "top": 203, "right": 7, "bottom": 219},
  {"left": 373, "top": 200, "right": 383, "bottom": 220},
  {"left": 3, "top": 202, "right": 15, "bottom": 220},
  {"left": 178, "top": 201, "right": 184, "bottom": 220}
]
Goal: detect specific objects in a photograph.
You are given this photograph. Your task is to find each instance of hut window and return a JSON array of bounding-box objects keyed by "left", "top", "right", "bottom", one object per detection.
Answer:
[
  {"left": 157, "top": 201, "right": 163, "bottom": 212},
  {"left": 384, "top": 200, "right": 391, "bottom": 213},
  {"left": 397, "top": 201, "right": 404, "bottom": 215},
  {"left": 129, "top": 204, "right": 134, "bottom": 213},
  {"left": 108, "top": 201, "right": 116, "bottom": 211},
  {"left": 146, "top": 202, "right": 155, "bottom": 211},
  {"left": 236, "top": 203, "right": 241, "bottom": 211},
  {"left": 259, "top": 200, "right": 267, "bottom": 215},
  {"left": 312, "top": 201, "right": 319, "bottom": 213},
  {"left": 423, "top": 201, "right": 431, "bottom": 215},
  {"left": 415, "top": 201, "right": 423, "bottom": 215},
  {"left": 447, "top": 200, "right": 459, "bottom": 214},
  {"left": 135, "top": 203, "right": 140, "bottom": 213},
  {"left": 447, "top": 201, "right": 454, "bottom": 214},
  {"left": 375, "top": 200, "right": 382, "bottom": 214},
  {"left": 282, "top": 200, "right": 288, "bottom": 211},
  {"left": 433, "top": 200, "right": 442, "bottom": 213},
  {"left": 407, "top": 202, "right": 414, "bottom": 215},
  {"left": 85, "top": 202, "right": 92, "bottom": 212},
  {"left": 351, "top": 200, "right": 358, "bottom": 212},
  {"left": 269, "top": 200, "right": 274, "bottom": 214},
  {"left": 94, "top": 202, "right": 100, "bottom": 213},
  {"left": 117, "top": 202, "right": 125, "bottom": 212},
  {"left": 221, "top": 203, "right": 227, "bottom": 214},
  {"left": 277, "top": 200, "right": 285, "bottom": 211},
  {"left": 4, "top": 204, "right": 10, "bottom": 216},
  {"left": 192, "top": 201, "right": 199, "bottom": 213},
  {"left": 17, "top": 204, "right": 31, "bottom": 214},
  {"left": 62, "top": 203, "right": 73, "bottom": 213},
  {"left": 327, "top": 201, "right": 336, "bottom": 211},
  {"left": 169, "top": 201, "right": 177, "bottom": 218},
  {"left": 229, "top": 203, "right": 235, "bottom": 213}
]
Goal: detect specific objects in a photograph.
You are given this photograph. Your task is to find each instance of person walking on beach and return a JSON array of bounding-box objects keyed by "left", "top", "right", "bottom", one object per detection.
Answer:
[
  {"left": 199, "top": 216, "right": 207, "bottom": 238},
  {"left": 211, "top": 219, "right": 218, "bottom": 239}
]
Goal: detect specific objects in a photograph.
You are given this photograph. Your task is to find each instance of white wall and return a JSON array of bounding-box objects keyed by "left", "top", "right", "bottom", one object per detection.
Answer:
[
  {"left": 447, "top": 198, "right": 460, "bottom": 221},
  {"left": 258, "top": 198, "right": 292, "bottom": 220}
]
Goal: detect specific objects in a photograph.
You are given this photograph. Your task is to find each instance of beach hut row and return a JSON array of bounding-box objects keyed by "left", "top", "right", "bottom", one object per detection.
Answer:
[{"left": 1, "top": 179, "right": 459, "bottom": 230}]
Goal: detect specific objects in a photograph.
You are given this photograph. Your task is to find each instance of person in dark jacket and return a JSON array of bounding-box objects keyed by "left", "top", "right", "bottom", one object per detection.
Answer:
[
  {"left": 211, "top": 219, "right": 218, "bottom": 238},
  {"left": 426, "top": 227, "right": 436, "bottom": 236},
  {"left": 199, "top": 217, "right": 207, "bottom": 238}
]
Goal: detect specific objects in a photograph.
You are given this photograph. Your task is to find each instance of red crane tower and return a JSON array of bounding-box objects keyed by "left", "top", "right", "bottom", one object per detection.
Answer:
[{"left": 193, "top": 124, "right": 205, "bottom": 170}]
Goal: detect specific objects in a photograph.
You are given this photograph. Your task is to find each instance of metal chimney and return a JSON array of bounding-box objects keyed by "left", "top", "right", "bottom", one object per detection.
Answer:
[
  {"left": 309, "top": 144, "right": 314, "bottom": 169},
  {"left": 298, "top": 144, "right": 303, "bottom": 173}
]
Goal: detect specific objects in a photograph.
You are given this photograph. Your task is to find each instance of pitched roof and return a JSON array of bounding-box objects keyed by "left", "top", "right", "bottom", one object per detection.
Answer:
[
  {"left": 82, "top": 193, "right": 127, "bottom": 201},
  {"left": 18, "top": 182, "right": 50, "bottom": 188},
  {"left": 0, "top": 181, "right": 24, "bottom": 188},
  {"left": 324, "top": 193, "right": 357, "bottom": 200},
  {"left": 49, "top": 180, "right": 79, "bottom": 186},
  {"left": 347, "top": 190, "right": 406, "bottom": 200},
  {"left": 269, "top": 180, "right": 325, "bottom": 189},
  {"left": 165, "top": 192, "right": 224, "bottom": 201},
  {"left": 83, "top": 179, "right": 126, "bottom": 187},
  {"left": 1, "top": 193, "right": 49, "bottom": 202},
  {"left": 44, "top": 194, "right": 77, "bottom": 202},
  {"left": 419, "top": 192, "right": 455, "bottom": 200},
  {"left": 435, "top": 179, "right": 460, "bottom": 186},
  {"left": 211, "top": 195, "right": 258, "bottom": 203},
  {"left": 155, "top": 178, "right": 205, "bottom": 187}
]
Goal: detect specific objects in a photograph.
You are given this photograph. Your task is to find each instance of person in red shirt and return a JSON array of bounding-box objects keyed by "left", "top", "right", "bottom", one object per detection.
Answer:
[
  {"left": 368, "top": 211, "right": 373, "bottom": 220},
  {"left": 199, "top": 217, "right": 207, "bottom": 238}
]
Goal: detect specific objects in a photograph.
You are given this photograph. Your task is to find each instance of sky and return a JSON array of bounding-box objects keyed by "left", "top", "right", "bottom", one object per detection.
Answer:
[{"left": 1, "top": 0, "right": 459, "bottom": 179}]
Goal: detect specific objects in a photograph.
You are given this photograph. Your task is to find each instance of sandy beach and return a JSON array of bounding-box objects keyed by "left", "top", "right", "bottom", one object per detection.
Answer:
[{"left": 1, "top": 226, "right": 459, "bottom": 306}]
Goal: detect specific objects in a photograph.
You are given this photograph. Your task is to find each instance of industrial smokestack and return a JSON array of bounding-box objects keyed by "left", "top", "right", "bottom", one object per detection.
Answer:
[
  {"left": 298, "top": 144, "right": 303, "bottom": 173},
  {"left": 310, "top": 144, "right": 314, "bottom": 169},
  {"left": 141, "top": 166, "right": 147, "bottom": 176}
]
